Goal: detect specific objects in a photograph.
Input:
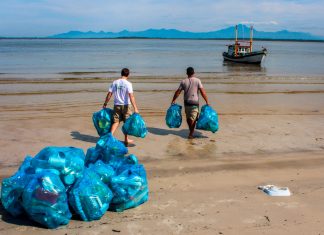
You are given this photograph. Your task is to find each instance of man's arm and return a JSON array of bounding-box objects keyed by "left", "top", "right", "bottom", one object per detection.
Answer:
[
  {"left": 199, "top": 88, "right": 209, "bottom": 105},
  {"left": 129, "top": 93, "right": 139, "bottom": 113},
  {"left": 171, "top": 88, "right": 182, "bottom": 104},
  {"left": 103, "top": 92, "right": 112, "bottom": 108}
]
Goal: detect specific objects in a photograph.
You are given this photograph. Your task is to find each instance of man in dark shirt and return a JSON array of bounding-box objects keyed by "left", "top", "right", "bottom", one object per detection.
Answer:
[{"left": 171, "top": 67, "right": 209, "bottom": 139}]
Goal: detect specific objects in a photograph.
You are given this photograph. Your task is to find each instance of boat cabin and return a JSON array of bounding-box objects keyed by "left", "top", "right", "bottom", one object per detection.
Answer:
[{"left": 227, "top": 41, "right": 252, "bottom": 56}]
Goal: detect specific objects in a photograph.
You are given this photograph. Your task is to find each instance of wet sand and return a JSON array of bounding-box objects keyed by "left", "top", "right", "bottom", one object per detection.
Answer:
[{"left": 0, "top": 76, "right": 324, "bottom": 234}]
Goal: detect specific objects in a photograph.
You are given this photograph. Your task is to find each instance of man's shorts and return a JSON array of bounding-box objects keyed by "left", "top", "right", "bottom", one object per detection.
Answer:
[
  {"left": 113, "top": 105, "right": 132, "bottom": 123},
  {"left": 185, "top": 105, "right": 199, "bottom": 121}
]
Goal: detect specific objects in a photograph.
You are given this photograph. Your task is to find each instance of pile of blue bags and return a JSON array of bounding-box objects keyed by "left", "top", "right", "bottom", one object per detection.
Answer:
[
  {"left": 196, "top": 105, "right": 219, "bottom": 133},
  {"left": 165, "top": 104, "right": 182, "bottom": 128},
  {"left": 1, "top": 134, "right": 149, "bottom": 228}
]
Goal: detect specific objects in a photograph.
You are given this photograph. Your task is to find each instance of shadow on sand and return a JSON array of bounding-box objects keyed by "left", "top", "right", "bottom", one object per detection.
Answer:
[
  {"left": 70, "top": 131, "right": 99, "bottom": 143},
  {"left": 147, "top": 127, "right": 208, "bottom": 139},
  {"left": 70, "top": 131, "right": 136, "bottom": 147}
]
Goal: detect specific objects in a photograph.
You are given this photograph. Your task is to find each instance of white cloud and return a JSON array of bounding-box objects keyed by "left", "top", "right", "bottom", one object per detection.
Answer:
[{"left": 0, "top": 0, "right": 323, "bottom": 36}]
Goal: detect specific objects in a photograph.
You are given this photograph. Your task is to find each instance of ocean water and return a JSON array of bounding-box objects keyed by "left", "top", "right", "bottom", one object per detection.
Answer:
[{"left": 0, "top": 39, "right": 323, "bottom": 80}]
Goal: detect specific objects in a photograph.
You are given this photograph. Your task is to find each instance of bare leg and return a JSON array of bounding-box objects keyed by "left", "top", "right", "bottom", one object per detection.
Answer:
[
  {"left": 110, "top": 122, "right": 119, "bottom": 135},
  {"left": 187, "top": 118, "right": 197, "bottom": 139}
]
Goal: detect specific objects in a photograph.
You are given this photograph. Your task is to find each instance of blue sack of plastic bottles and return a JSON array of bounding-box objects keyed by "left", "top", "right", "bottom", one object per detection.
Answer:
[
  {"left": 1, "top": 156, "right": 34, "bottom": 217},
  {"left": 69, "top": 169, "right": 113, "bottom": 221},
  {"left": 85, "top": 146, "right": 102, "bottom": 166},
  {"left": 196, "top": 105, "right": 219, "bottom": 133},
  {"left": 31, "top": 146, "right": 85, "bottom": 186},
  {"left": 122, "top": 113, "right": 147, "bottom": 138},
  {"left": 109, "top": 164, "right": 149, "bottom": 212},
  {"left": 166, "top": 104, "right": 182, "bottom": 128},
  {"left": 96, "top": 133, "right": 128, "bottom": 160},
  {"left": 92, "top": 108, "right": 114, "bottom": 136},
  {"left": 87, "top": 160, "right": 115, "bottom": 184},
  {"left": 22, "top": 171, "right": 71, "bottom": 229},
  {"left": 104, "top": 154, "right": 138, "bottom": 172}
]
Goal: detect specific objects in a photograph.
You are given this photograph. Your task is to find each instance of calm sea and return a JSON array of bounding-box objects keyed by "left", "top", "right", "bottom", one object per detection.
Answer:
[{"left": 0, "top": 39, "right": 324, "bottom": 80}]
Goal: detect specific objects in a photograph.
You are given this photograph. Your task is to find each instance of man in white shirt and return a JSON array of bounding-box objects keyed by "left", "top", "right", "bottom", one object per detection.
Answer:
[{"left": 103, "top": 68, "right": 139, "bottom": 145}]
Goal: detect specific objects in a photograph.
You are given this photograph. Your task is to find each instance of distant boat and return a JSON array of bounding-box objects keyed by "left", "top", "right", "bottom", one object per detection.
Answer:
[{"left": 223, "top": 25, "right": 267, "bottom": 64}]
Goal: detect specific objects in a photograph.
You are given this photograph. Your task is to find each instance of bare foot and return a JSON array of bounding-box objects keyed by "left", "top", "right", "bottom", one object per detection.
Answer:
[
  {"left": 188, "top": 135, "right": 194, "bottom": 139},
  {"left": 124, "top": 139, "right": 134, "bottom": 147},
  {"left": 126, "top": 139, "right": 134, "bottom": 143}
]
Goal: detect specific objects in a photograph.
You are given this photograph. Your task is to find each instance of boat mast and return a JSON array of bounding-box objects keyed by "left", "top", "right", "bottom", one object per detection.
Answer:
[
  {"left": 250, "top": 25, "right": 253, "bottom": 52},
  {"left": 235, "top": 25, "right": 238, "bottom": 56}
]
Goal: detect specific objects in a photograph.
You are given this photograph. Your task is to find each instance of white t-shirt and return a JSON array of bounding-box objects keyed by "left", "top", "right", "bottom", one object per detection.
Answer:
[{"left": 109, "top": 78, "right": 133, "bottom": 105}]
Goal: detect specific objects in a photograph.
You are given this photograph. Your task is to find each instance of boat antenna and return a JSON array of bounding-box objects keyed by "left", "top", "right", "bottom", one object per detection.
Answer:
[
  {"left": 250, "top": 25, "right": 253, "bottom": 52},
  {"left": 235, "top": 25, "right": 238, "bottom": 56}
]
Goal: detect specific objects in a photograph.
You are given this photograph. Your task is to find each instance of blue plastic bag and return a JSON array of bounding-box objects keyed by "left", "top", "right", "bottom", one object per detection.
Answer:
[
  {"left": 22, "top": 171, "right": 71, "bottom": 229},
  {"left": 85, "top": 146, "right": 101, "bottom": 166},
  {"left": 87, "top": 160, "right": 115, "bottom": 184},
  {"left": 1, "top": 156, "right": 33, "bottom": 217},
  {"left": 166, "top": 104, "right": 182, "bottom": 128},
  {"left": 96, "top": 133, "right": 128, "bottom": 160},
  {"left": 196, "top": 105, "right": 219, "bottom": 133},
  {"left": 109, "top": 164, "right": 149, "bottom": 212},
  {"left": 69, "top": 169, "right": 113, "bottom": 221},
  {"left": 104, "top": 154, "right": 138, "bottom": 172},
  {"left": 92, "top": 108, "right": 114, "bottom": 136},
  {"left": 31, "top": 146, "right": 85, "bottom": 186},
  {"left": 122, "top": 113, "right": 147, "bottom": 138}
]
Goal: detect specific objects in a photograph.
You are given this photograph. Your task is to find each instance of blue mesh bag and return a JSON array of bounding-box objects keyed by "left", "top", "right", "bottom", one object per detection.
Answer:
[
  {"left": 22, "top": 171, "right": 71, "bottom": 229},
  {"left": 31, "top": 147, "right": 85, "bottom": 186},
  {"left": 92, "top": 108, "right": 114, "bottom": 136},
  {"left": 96, "top": 133, "right": 128, "bottom": 160},
  {"left": 165, "top": 104, "right": 182, "bottom": 128},
  {"left": 1, "top": 156, "right": 34, "bottom": 217},
  {"left": 196, "top": 105, "right": 219, "bottom": 133},
  {"left": 109, "top": 164, "right": 149, "bottom": 212},
  {"left": 68, "top": 169, "right": 113, "bottom": 221},
  {"left": 122, "top": 113, "right": 147, "bottom": 138}
]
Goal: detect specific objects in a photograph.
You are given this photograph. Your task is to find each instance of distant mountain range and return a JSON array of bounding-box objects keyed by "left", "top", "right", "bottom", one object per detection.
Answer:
[{"left": 49, "top": 25, "right": 323, "bottom": 40}]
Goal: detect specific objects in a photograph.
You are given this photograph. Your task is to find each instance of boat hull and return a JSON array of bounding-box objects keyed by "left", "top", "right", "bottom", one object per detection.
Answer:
[{"left": 223, "top": 51, "right": 266, "bottom": 64}]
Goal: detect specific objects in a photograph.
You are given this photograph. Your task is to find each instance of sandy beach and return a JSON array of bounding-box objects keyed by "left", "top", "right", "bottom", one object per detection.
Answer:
[{"left": 0, "top": 75, "right": 324, "bottom": 234}]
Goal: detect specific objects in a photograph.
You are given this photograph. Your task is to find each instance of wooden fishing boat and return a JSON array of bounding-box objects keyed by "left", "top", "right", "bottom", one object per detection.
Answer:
[{"left": 223, "top": 25, "right": 267, "bottom": 64}]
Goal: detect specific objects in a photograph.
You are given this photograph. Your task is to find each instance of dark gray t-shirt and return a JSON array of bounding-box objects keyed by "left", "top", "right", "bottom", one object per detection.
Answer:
[{"left": 178, "top": 77, "right": 203, "bottom": 106}]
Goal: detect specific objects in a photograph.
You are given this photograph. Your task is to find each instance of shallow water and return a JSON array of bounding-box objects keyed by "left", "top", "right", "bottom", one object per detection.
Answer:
[{"left": 0, "top": 39, "right": 324, "bottom": 80}]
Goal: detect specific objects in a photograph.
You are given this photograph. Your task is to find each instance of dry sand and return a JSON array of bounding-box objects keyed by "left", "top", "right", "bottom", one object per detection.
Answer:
[{"left": 0, "top": 76, "right": 324, "bottom": 234}]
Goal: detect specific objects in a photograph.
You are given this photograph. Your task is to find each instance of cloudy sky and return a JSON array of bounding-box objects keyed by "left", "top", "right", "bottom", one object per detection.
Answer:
[{"left": 0, "top": 0, "right": 323, "bottom": 37}]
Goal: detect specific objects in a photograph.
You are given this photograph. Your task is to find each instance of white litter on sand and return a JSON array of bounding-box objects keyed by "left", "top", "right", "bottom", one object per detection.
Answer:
[{"left": 258, "top": 185, "right": 291, "bottom": 196}]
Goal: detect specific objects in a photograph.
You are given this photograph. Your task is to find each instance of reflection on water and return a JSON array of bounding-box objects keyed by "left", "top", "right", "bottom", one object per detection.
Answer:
[{"left": 222, "top": 61, "right": 267, "bottom": 75}]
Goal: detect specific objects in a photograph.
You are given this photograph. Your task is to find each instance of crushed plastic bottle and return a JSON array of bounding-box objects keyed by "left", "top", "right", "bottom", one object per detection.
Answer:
[
  {"left": 31, "top": 147, "right": 85, "bottom": 186},
  {"left": 165, "top": 103, "right": 182, "bottom": 128},
  {"left": 22, "top": 171, "right": 72, "bottom": 229},
  {"left": 109, "top": 164, "right": 149, "bottom": 212},
  {"left": 196, "top": 105, "right": 219, "bottom": 133},
  {"left": 122, "top": 113, "right": 147, "bottom": 138},
  {"left": 69, "top": 169, "right": 113, "bottom": 221},
  {"left": 92, "top": 108, "right": 114, "bottom": 136},
  {"left": 1, "top": 156, "right": 33, "bottom": 217}
]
